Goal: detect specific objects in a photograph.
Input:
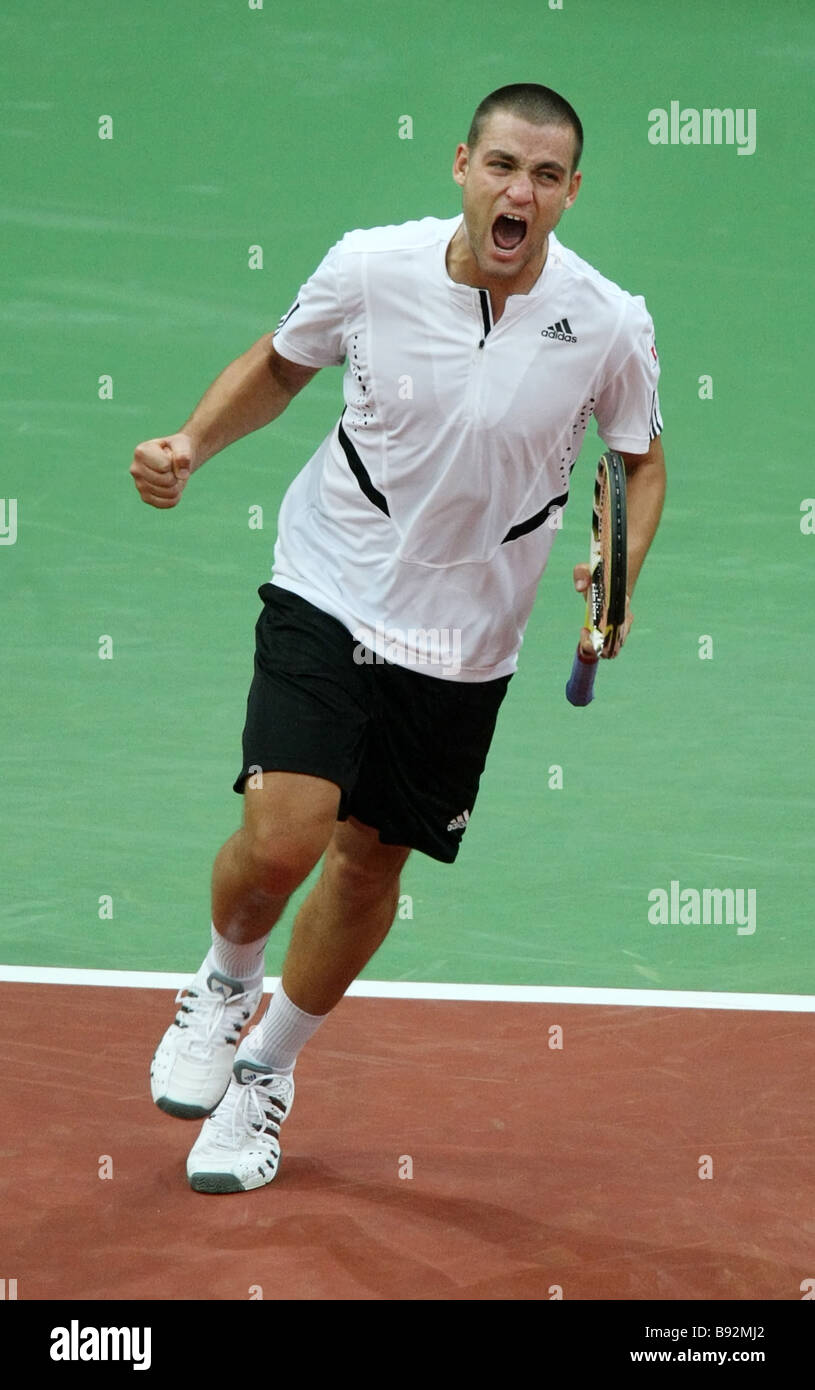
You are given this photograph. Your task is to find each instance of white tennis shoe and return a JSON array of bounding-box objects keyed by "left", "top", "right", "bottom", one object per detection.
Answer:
[
  {"left": 150, "top": 965, "right": 264, "bottom": 1119},
  {"left": 186, "top": 1049, "right": 295, "bottom": 1194}
]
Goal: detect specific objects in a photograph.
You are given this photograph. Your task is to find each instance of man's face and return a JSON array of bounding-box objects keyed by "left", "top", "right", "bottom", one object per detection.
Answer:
[{"left": 452, "top": 111, "right": 582, "bottom": 288}]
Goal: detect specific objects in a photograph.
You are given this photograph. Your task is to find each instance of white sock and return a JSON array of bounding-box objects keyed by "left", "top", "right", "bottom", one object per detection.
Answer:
[
  {"left": 240, "top": 984, "right": 327, "bottom": 1075},
  {"left": 205, "top": 922, "right": 268, "bottom": 985}
]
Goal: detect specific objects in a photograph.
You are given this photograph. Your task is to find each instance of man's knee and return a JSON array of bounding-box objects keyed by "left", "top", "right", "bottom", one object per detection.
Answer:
[
  {"left": 241, "top": 773, "right": 339, "bottom": 897},
  {"left": 322, "top": 823, "right": 410, "bottom": 906},
  {"left": 243, "top": 828, "right": 328, "bottom": 898}
]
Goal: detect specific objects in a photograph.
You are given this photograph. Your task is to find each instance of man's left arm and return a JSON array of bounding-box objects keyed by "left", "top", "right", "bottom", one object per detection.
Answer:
[{"left": 620, "top": 433, "right": 666, "bottom": 596}]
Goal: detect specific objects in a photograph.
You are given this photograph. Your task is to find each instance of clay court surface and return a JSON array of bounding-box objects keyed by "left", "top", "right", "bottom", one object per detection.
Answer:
[{"left": 2, "top": 983, "right": 811, "bottom": 1302}]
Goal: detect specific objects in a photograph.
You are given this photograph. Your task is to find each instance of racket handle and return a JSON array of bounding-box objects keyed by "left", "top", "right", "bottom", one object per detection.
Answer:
[{"left": 565, "top": 645, "right": 599, "bottom": 706}]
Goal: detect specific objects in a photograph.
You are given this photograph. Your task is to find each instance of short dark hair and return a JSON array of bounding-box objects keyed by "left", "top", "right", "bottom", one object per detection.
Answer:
[{"left": 467, "top": 83, "right": 583, "bottom": 171}]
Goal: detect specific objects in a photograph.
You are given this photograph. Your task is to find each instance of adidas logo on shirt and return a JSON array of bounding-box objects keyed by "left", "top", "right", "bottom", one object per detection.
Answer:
[
  {"left": 541, "top": 317, "right": 577, "bottom": 344},
  {"left": 446, "top": 809, "right": 470, "bottom": 833}
]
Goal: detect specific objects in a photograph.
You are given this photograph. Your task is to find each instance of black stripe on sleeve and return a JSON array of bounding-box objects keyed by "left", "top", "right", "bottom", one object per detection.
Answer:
[
  {"left": 276, "top": 300, "right": 300, "bottom": 331},
  {"left": 337, "top": 415, "right": 390, "bottom": 516}
]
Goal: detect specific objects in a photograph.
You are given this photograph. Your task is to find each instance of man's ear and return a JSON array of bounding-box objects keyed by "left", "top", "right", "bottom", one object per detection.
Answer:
[
  {"left": 452, "top": 142, "right": 469, "bottom": 188},
  {"left": 564, "top": 169, "right": 582, "bottom": 209}
]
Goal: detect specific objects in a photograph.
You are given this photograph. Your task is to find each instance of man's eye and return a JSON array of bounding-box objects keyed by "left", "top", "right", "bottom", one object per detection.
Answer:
[{"left": 490, "top": 161, "right": 512, "bottom": 169}]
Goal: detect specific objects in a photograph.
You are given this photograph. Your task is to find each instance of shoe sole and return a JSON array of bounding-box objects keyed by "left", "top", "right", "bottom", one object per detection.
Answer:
[
  {"left": 189, "top": 1172, "right": 253, "bottom": 1194},
  {"left": 154, "top": 1095, "right": 222, "bottom": 1120},
  {"left": 188, "top": 1159, "right": 281, "bottom": 1193}
]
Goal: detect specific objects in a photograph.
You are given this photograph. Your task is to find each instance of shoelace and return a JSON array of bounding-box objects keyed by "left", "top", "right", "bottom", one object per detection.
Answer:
[
  {"left": 228, "top": 1075, "right": 290, "bottom": 1151},
  {"left": 174, "top": 985, "right": 251, "bottom": 1061}
]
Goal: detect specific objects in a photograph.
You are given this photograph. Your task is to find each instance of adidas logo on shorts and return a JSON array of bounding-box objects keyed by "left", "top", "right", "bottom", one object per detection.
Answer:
[{"left": 446, "top": 809, "right": 470, "bottom": 833}]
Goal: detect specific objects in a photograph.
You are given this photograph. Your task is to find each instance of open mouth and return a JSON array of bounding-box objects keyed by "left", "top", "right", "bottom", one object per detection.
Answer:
[{"left": 492, "top": 213, "right": 527, "bottom": 253}]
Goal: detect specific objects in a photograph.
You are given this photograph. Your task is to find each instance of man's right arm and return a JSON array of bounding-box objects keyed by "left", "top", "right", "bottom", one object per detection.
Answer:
[{"left": 129, "top": 335, "right": 319, "bottom": 509}]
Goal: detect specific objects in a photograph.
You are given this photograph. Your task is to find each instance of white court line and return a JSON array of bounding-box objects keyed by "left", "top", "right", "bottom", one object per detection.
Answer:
[{"left": 1, "top": 964, "right": 814, "bottom": 1012}]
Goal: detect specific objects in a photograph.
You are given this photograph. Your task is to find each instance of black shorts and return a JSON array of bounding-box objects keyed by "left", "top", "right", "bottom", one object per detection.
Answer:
[{"left": 233, "top": 584, "right": 512, "bottom": 863}]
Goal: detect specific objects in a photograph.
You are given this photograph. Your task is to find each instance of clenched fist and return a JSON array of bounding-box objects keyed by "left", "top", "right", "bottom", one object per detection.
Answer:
[{"left": 129, "top": 433, "right": 195, "bottom": 509}]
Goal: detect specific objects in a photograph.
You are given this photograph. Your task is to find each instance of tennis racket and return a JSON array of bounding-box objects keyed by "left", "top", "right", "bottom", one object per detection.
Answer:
[{"left": 565, "top": 450, "right": 628, "bottom": 706}]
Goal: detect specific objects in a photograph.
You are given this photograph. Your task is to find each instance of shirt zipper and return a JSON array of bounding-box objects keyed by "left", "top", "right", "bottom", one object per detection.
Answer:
[
  {"left": 477, "top": 288, "right": 492, "bottom": 348},
  {"left": 466, "top": 289, "right": 492, "bottom": 421}
]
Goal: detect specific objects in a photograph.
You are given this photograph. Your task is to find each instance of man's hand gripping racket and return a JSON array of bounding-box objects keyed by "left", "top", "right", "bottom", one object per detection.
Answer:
[{"left": 565, "top": 450, "right": 630, "bottom": 706}]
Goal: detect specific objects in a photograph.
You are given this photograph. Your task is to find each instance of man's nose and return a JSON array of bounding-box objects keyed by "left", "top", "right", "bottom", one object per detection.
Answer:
[{"left": 505, "top": 173, "right": 534, "bottom": 204}]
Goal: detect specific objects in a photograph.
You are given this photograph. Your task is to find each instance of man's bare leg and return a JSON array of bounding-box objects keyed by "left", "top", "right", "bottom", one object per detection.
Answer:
[
  {"left": 210, "top": 771, "right": 342, "bottom": 943},
  {"left": 151, "top": 771, "right": 340, "bottom": 1118},
  {"left": 183, "top": 795, "right": 411, "bottom": 1193},
  {"left": 227, "top": 815, "right": 409, "bottom": 1081},
  {"left": 281, "top": 816, "right": 411, "bottom": 1015},
  {"left": 210, "top": 775, "right": 409, "bottom": 1009}
]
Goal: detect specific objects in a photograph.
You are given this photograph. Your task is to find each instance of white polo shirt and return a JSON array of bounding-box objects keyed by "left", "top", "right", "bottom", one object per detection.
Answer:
[{"left": 271, "top": 214, "right": 662, "bottom": 682}]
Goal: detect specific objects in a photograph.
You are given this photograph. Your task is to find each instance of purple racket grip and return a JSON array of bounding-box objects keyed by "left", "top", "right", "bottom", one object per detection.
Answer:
[{"left": 565, "top": 646, "right": 599, "bottom": 706}]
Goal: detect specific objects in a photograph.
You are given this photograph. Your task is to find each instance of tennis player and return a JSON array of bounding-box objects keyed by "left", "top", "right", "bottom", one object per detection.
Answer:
[{"left": 130, "top": 83, "right": 666, "bottom": 1193}]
